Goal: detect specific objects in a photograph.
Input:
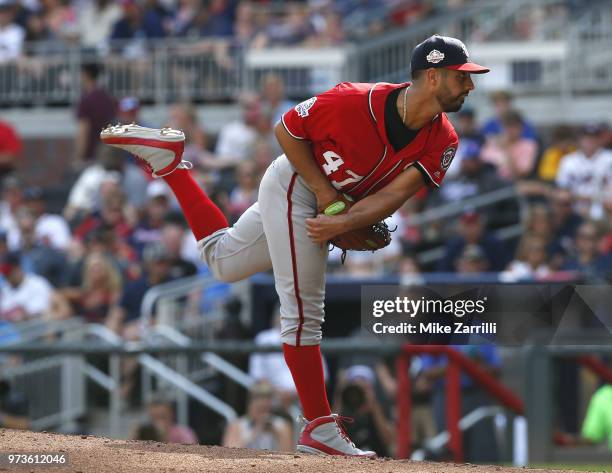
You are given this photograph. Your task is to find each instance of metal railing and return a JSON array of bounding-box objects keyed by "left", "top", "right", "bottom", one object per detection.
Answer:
[
  {"left": 413, "top": 185, "right": 525, "bottom": 266},
  {"left": 1, "top": 1, "right": 605, "bottom": 107}
]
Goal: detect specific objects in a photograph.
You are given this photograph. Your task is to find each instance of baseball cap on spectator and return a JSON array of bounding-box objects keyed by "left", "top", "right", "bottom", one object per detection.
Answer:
[
  {"left": 345, "top": 365, "right": 375, "bottom": 385},
  {"left": 580, "top": 123, "right": 605, "bottom": 136},
  {"left": 0, "top": 251, "right": 20, "bottom": 276},
  {"left": 460, "top": 209, "right": 481, "bottom": 224},
  {"left": 461, "top": 140, "right": 481, "bottom": 160},
  {"left": 146, "top": 180, "right": 170, "bottom": 200},
  {"left": 119, "top": 96, "right": 140, "bottom": 113},
  {"left": 23, "top": 186, "right": 44, "bottom": 201},
  {"left": 143, "top": 242, "right": 170, "bottom": 263},
  {"left": 411, "top": 35, "right": 489, "bottom": 74}
]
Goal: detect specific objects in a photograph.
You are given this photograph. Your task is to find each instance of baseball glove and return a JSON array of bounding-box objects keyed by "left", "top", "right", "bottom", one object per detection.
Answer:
[{"left": 322, "top": 193, "right": 392, "bottom": 258}]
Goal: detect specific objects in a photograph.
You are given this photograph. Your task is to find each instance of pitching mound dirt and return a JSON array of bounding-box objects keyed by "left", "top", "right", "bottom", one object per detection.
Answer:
[{"left": 0, "top": 428, "right": 590, "bottom": 473}]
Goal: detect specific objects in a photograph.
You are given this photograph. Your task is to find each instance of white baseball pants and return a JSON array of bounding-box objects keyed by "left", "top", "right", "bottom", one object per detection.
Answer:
[{"left": 198, "top": 155, "right": 328, "bottom": 346}]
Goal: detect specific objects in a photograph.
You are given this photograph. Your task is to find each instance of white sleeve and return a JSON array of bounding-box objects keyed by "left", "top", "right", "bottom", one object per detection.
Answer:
[
  {"left": 66, "top": 168, "right": 102, "bottom": 211},
  {"left": 555, "top": 155, "right": 572, "bottom": 188},
  {"left": 214, "top": 123, "right": 237, "bottom": 158},
  {"left": 25, "top": 277, "right": 52, "bottom": 316}
]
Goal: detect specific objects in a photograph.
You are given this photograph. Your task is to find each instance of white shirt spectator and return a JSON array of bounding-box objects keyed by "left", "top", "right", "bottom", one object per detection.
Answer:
[
  {"left": 0, "top": 23, "right": 24, "bottom": 63},
  {"left": 0, "top": 273, "right": 52, "bottom": 321},
  {"left": 500, "top": 261, "right": 551, "bottom": 283},
  {"left": 34, "top": 214, "right": 71, "bottom": 250},
  {"left": 249, "top": 327, "right": 297, "bottom": 393},
  {"left": 66, "top": 163, "right": 148, "bottom": 215},
  {"left": 0, "top": 201, "right": 19, "bottom": 249},
  {"left": 214, "top": 121, "right": 258, "bottom": 163},
  {"left": 556, "top": 148, "right": 612, "bottom": 219},
  {"left": 78, "top": 1, "right": 122, "bottom": 49}
]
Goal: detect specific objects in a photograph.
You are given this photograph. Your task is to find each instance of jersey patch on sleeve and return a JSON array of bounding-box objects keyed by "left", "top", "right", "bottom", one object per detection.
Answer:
[
  {"left": 295, "top": 97, "right": 317, "bottom": 117},
  {"left": 440, "top": 146, "right": 456, "bottom": 170}
]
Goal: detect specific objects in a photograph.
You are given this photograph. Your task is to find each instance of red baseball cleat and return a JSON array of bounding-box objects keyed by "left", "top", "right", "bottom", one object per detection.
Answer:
[
  {"left": 100, "top": 124, "right": 192, "bottom": 178},
  {"left": 296, "top": 414, "right": 377, "bottom": 457}
]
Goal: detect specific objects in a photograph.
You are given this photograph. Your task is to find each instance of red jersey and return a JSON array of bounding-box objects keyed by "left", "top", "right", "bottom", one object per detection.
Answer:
[{"left": 281, "top": 82, "right": 459, "bottom": 199}]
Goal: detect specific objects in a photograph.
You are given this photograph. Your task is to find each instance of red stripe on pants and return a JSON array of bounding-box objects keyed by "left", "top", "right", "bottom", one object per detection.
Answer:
[{"left": 286, "top": 172, "right": 304, "bottom": 346}]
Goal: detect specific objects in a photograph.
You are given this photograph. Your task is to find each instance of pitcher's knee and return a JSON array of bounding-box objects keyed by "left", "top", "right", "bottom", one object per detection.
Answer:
[
  {"left": 201, "top": 258, "right": 243, "bottom": 283},
  {"left": 281, "top": 318, "right": 323, "bottom": 346}
]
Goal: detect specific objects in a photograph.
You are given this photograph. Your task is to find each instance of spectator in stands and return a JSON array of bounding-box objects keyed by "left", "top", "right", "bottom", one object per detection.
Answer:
[
  {"left": 130, "top": 181, "right": 172, "bottom": 257},
  {"left": 306, "top": 7, "right": 344, "bottom": 47},
  {"left": 73, "top": 191, "right": 134, "bottom": 248},
  {"left": 481, "top": 110, "right": 538, "bottom": 181},
  {"left": 228, "top": 160, "right": 258, "bottom": 224},
  {"left": 249, "top": 308, "right": 299, "bottom": 412},
  {"left": 258, "top": 2, "right": 312, "bottom": 47},
  {"left": 70, "top": 190, "right": 139, "bottom": 282},
  {"left": 222, "top": 381, "right": 293, "bottom": 451},
  {"left": 455, "top": 244, "right": 489, "bottom": 274},
  {"left": 537, "top": 125, "right": 576, "bottom": 183},
  {"left": 601, "top": 191, "right": 612, "bottom": 255},
  {"left": 77, "top": 0, "right": 122, "bottom": 52},
  {"left": 0, "top": 251, "right": 70, "bottom": 322},
  {"left": 251, "top": 138, "right": 276, "bottom": 181},
  {"left": 0, "top": 0, "right": 25, "bottom": 63},
  {"left": 205, "top": 0, "right": 236, "bottom": 37},
  {"left": 146, "top": 393, "right": 198, "bottom": 444},
  {"left": 259, "top": 73, "right": 295, "bottom": 128},
  {"left": 398, "top": 254, "right": 424, "bottom": 286},
  {"left": 64, "top": 146, "right": 148, "bottom": 223},
  {"left": 438, "top": 210, "right": 508, "bottom": 272},
  {"left": 159, "top": 218, "right": 198, "bottom": 280},
  {"left": 501, "top": 233, "right": 551, "bottom": 282},
  {"left": 110, "top": 0, "right": 165, "bottom": 46},
  {"left": 0, "top": 380, "right": 30, "bottom": 430},
  {"left": 0, "top": 175, "right": 22, "bottom": 250},
  {"left": 562, "top": 221, "right": 612, "bottom": 282},
  {"left": 233, "top": 0, "right": 262, "bottom": 48},
  {"left": 556, "top": 123, "right": 612, "bottom": 220},
  {"left": 446, "top": 107, "right": 484, "bottom": 179},
  {"left": 21, "top": 186, "right": 71, "bottom": 251},
  {"left": 106, "top": 242, "right": 173, "bottom": 337},
  {"left": 62, "top": 251, "right": 122, "bottom": 324},
  {"left": 15, "top": 209, "right": 66, "bottom": 287},
  {"left": 74, "top": 63, "right": 117, "bottom": 167},
  {"left": 334, "top": 364, "right": 394, "bottom": 458},
  {"left": 420, "top": 346, "right": 501, "bottom": 463},
  {"left": 37, "top": 0, "right": 78, "bottom": 44},
  {"left": 549, "top": 188, "right": 583, "bottom": 266},
  {"left": 117, "top": 96, "right": 145, "bottom": 126},
  {"left": 0, "top": 120, "right": 22, "bottom": 177},
  {"left": 208, "top": 93, "right": 260, "bottom": 171},
  {"left": 429, "top": 141, "right": 515, "bottom": 228},
  {"left": 166, "top": 102, "right": 210, "bottom": 167},
  {"left": 481, "top": 90, "right": 537, "bottom": 140}
]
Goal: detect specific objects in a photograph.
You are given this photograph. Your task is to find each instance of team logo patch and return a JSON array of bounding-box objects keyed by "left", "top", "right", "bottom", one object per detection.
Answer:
[
  {"left": 295, "top": 97, "right": 317, "bottom": 117},
  {"left": 440, "top": 146, "right": 456, "bottom": 170},
  {"left": 426, "top": 49, "right": 445, "bottom": 64}
]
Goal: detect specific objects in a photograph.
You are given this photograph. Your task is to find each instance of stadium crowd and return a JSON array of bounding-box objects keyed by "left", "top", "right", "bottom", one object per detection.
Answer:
[
  {"left": 0, "top": 1, "right": 610, "bottom": 455},
  {"left": 0, "top": 65, "right": 610, "bottom": 328}
]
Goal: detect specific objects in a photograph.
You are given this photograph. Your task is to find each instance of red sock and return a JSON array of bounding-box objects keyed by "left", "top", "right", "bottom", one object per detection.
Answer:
[
  {"left": 163, "top": 169, "right": 228, "bottom": 240},
  {"left": 283, "top": 343, "right": 331, "bottom": 420}
]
